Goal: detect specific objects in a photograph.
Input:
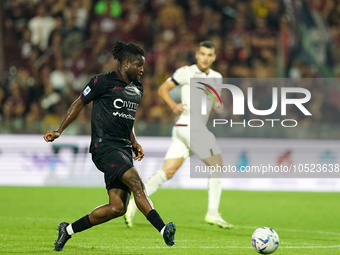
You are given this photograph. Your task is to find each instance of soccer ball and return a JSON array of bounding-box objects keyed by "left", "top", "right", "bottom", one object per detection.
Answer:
[{"left": 251, "top": 227, "right": 279, "bottom": 254}]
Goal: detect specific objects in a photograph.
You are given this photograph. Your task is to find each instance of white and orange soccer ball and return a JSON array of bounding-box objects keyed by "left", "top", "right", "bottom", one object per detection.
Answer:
[{"left": 251, "top": 227, "right": 279, "bottom": 254}]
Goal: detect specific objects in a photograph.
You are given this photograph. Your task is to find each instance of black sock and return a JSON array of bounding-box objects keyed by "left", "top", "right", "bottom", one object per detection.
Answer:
[
  {"left": 71, "top": 215, "right": 93, "bottom": 233},
  {"left": 146, "top": 209, "right": 165, "bottom": 232}
]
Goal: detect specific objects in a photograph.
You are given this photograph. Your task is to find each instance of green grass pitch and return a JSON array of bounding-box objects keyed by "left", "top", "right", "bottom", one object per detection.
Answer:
[{"left": 0, "top": 187, "right": 339, "bottom": 254}]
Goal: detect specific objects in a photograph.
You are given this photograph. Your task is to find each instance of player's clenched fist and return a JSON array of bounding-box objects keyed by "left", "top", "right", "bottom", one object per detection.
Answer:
[
  {"left": 132, "top": 141, "right": 145, "bottom": 161},
  {"left": 171, "top": 103, "right": 185, "bottom": 114},
  {"left": 43, "top": 131, "right": 61, "bottom": 142}
]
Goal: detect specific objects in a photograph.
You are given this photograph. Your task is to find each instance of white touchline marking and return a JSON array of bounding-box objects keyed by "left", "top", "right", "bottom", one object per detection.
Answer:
[
  {"left": 282, "top": 246, "right": 340, "bottom": 249},
  {"left": 1, "top": 216, "right": 339, "bottom": 237},
  {"left": 234, "top": 225, "right": 340, "bottom": 236},
  {"left": 82, "top": 245, "right": 340, "bottom": 249}
]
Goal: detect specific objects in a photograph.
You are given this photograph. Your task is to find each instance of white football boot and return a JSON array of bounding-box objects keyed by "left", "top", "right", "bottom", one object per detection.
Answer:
[{"left": 205, "top": 213, "right": 234, "bottom": 229}]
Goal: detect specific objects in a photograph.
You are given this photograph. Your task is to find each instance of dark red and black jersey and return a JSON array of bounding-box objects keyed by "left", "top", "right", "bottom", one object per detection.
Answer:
[{"left": 80, "top": 70, "right": 143, "bottom": 152}]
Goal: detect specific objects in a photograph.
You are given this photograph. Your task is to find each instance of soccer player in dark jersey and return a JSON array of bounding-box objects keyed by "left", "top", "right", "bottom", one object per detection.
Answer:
[{"left": 43, "top": 41, "right": 176, "bottom": 251}]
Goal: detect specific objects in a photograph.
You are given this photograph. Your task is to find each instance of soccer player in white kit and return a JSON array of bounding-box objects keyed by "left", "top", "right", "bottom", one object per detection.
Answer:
[{"left": 125, "top": 41, "right": 233, "bottom": 228}]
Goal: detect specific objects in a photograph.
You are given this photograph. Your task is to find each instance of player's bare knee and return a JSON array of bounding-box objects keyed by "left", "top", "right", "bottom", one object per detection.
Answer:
[
  {"left": 127, "top": 174, "right": 145, "bottom": 192},
  {"left": 107, "top": 204, "right": 126, "bottom": 218},
  {"left": 130, "top": 181, "right": 145, "bottom": 195}
]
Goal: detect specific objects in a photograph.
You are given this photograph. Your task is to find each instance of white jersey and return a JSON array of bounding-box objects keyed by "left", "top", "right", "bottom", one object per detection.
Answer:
[{"left": 171, "top": 64, "right": 222, "bottom": 129}]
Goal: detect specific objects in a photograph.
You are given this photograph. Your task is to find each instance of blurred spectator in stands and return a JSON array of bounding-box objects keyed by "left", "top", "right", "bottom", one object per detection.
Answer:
[
  {"left": 2, "top": 79, "right": 26, "bottom": 133},
  {"left": 227, "top": 15, "right": 249, "bottom": 50},
  {"left": 216, "top": 60, "right": 229, "bottom": 77},
  {"left": 51, "top": 0, "right": 67, "bottom": 16},
  {"left": 252, "top": 57, "right": 275, "bottom": 78},
  {"left": 46, "top": 30, "right": 63, "bottom": 67},
  {"left": 7, "top": 0, "right": 29, "bottom": 39},
  {"left": 226, "top": 14, "right": 251, "bottom": 63},
  {"left": 221, "top": 38, "right": 237, "bottom": 65},
  {"left": 331, "top": 24, "right": 340, "bottom": 64},
  {"left": 44, "top": 0, "right": 61, "bottom": 10},
  {"left": 40, "top": 103, "right": 64, "bottom": 134},
  {"left": 25, "top": 101, "right": 43, "bottom": 134},
  {"left": 250, "top": 15, "right": 277, "bottom": 58},
  {"left": 84, "top": 20, "right": 101, "bottom": 50},
  {"left": 199, "top": 7, "right": 223, "bottom": 39},
  {"left": 74, "top": 106, "right": 92, "bottom": 135},
  {"left": 1, "top": 100, "right": 13, "bottom": 133},
  {"left": 64, "top": 0, "right": 90, "bottom": 32},
  {"left": 251, "top": 0, "right": 272, "bottom": 17},
  {"left": 261, "top": 48, "right": 276, "bottom": 66},
  {"left": 88, "top": 33, "right": 110, "bottom": 65},
  {"left": 28, "top": 3, "right": 56, "bottom": 51},
  {"left": 24, "top": 47, "right": 41, "bottom": 77},
  {"left": 266, "top": 0, "right": 281, "bottom": 30},
  {"left": 229, "top": 62, "right": 252, "bottom": 78},
  {"left": 48, "top": 14, "right": 64, "bottom": 45},
  {"left": 289, "top": 60, "right": 317, "bottom": 78},
  {"left": 218, "top": 0, "right": 238, "bottom": 22},
  {"left": 328, "top": 1, "right": 340, "bottom": 65},
  {"left": 26, "top": 65, "right": 50, "bottom": 107},
  {"left": 66, "top": 49, "right": 93, "bottom": 84},
  {"left": 153, "top": 54, "right": 171, "bottom": 86},
  {"left": 0, "top": 86, "right": 5, "bottom": 117},
  {"left": 101, "top": 57, "right": 118, "bottom": 74},
  {"left": 61, "top": 12, "right": 83, "bottom": 58},
  {"left": 94, "top": 0, "right": 121, "bottom": 41},
  {"left": 210, "top": 35, "right": 223, "bottom": 60},
  {"left": 186, "top": 0, "right": 204, "bottom": 35},
  {"left": 135, "top": 74, "right": 153, "bottom": 121},
  {"left": 279, "top": 14, "right": 291, "bottom": 66},
  {"left": 49, "top": 58, "right": 75, "bottom": 96},
  {"left": 327, "top": 0, "right": 340, "bottom": 26},
  {"left": 157, "top": 0, "right": 185, "bottom": 35},
  {"left": 235, "top": 0, "right": 253, "bottom": 27},
  {"left": 176, "top": 26, "right": 197, "bottom": 59},
  {"left": 94, "top": 0, "right": 122, "bottom": 18},
  {"left": 118, "top": 0, "right": 146, "bottom": 42},
  {"left": 19, "top": 29, "right": 33, "bottom": 60},
  {"left": 3, "top": 18, "right": 22, "bottom": 68},
  {"left": 146, "top": 89, "right": 174, "bottom": 135},
  {"left": 39, "top": 66, "right": 63, "bottom": 114},
  {"left": 16, "top": 66, "right": 31, "bottom": 91}
]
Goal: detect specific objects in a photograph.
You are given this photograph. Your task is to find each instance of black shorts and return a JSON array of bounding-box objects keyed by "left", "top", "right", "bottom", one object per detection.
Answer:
[{"left": 91, "top": 146, "right": 133, "bottom": 194}]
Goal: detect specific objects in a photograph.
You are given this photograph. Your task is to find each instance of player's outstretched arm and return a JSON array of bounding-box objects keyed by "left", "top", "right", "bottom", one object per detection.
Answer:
[
  {"left": 158, "top": 79, "right": 184, "bottom": 114},
  {"left": 43, "top": 97, "right": 85, "bottom": 142}
]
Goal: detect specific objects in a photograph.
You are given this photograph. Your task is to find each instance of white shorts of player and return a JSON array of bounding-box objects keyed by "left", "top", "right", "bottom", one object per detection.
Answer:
[{"left": 165, "top": 124, "right": 222, "bottom": 160}]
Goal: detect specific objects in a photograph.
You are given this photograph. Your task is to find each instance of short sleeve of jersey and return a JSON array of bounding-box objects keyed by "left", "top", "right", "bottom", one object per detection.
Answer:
[
  {"left": 80, "top": 75, "right": 107, "bottom": 104},
  {"left": 172, "top": 66, "right": 188, "bottom": 86}
]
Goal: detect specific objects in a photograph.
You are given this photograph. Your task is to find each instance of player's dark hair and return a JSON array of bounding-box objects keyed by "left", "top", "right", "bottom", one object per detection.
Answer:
[
  {"left": 198, "top": 41, "right": 215, "bottom": 50},
  {"left": 111, "top": 41, "right": 145, "bottom": 63}
]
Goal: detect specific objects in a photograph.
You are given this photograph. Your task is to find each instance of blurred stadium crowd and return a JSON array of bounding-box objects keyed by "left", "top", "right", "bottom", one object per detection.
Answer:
[{"left": 0, "top": 0, "right": 340, "bottom": 138}]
